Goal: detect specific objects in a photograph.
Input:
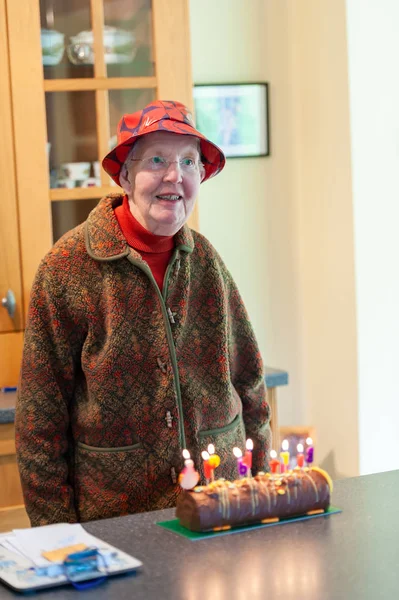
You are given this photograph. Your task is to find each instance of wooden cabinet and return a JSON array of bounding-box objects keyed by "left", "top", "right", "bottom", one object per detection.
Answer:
[
  {"left": 0, "top": 0, "right": 196, "bottom": 387},
  {"left": 0, "top": 0, "right": 24, "bottom": 387},
  {"left": 0, "top": 0, "right": 195, "bottom": 523},
  {"left": 0, "top": 423, "right": 24, "bottom": 509},
  {"left": 0, "top": 422, "right": 30, "bottom": 531}
]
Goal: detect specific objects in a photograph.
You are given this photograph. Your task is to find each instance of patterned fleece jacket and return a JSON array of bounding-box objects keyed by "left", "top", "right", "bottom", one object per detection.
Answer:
[{"left": 15, "top": 195, "right": 271, "bottom": 526}]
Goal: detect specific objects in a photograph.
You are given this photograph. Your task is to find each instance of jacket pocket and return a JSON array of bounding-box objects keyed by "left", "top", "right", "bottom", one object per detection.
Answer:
[
  {"left": 198, "top": 414, "right": 246, "bottom": 483},
  {"left": 74, "top": 441, "right": 148, "bottom": 522}
]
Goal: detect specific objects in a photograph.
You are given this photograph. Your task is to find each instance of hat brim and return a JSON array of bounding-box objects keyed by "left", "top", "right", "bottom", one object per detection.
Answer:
[{"left": 102, "top": 119, "right": 226, "bottom": 187}]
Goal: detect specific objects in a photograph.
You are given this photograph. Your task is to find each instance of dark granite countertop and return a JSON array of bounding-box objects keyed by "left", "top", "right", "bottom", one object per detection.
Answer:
[
  {"left": 0, "top": 470, "right": 397, "bottom": 599},
  {"left": 0, "top": 367, "right": 288, "bottom": 425},
  {"left": 0, "top": 391, "right": 17, "bottom": 425}
]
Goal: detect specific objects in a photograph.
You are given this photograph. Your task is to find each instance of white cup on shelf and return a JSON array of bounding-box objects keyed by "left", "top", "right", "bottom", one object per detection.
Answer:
[{"left": 60, "top": 162, "right": 91, "bottom": 181}]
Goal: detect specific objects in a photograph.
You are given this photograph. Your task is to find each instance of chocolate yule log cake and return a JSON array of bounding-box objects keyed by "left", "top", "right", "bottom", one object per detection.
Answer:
[{"left": 176, "top": 467, "right": 333, "bottom": 532}]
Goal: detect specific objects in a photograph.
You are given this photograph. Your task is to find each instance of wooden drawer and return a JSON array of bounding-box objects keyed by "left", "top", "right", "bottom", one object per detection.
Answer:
[
  {"left": 0, "top": 422, "right": 24, "bottom": 508},
  {"left": 0, "top": 505, "right": 30, "bottom": 533}
]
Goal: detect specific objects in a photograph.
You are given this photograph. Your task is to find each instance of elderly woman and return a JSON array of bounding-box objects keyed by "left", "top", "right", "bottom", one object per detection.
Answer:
[{"left": 15, "top": 100, "right": 271, "bottom": 526}]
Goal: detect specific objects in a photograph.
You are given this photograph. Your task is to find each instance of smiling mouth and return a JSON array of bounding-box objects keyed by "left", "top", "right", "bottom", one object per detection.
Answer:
[{"left": 156, "top": 194, "right": 182, "bottom": 201}]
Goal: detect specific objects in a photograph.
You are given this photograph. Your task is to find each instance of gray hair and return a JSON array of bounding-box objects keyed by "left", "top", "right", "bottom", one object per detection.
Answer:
[
  {"left": 122, "top": 136, "right": 205, "bottom": 180},
  {"left": 123, "top": 137, "right": 144, "bottom": 171}
]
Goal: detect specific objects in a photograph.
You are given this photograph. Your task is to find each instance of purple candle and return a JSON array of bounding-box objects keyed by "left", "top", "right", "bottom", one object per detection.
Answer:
[
  {"left": 305, "top": 437, "right": 314, "bottom": 465},
  {"left": 239, "top": 461, "right": 248, "bottom": 477},
  {"left": 233, "top": 447, "right": 248, "bottom": 478}
]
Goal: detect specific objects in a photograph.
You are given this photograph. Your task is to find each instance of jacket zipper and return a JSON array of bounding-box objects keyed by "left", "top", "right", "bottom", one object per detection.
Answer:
[{"left": 127, "top": 252, "right": 187, "bottom": 450}]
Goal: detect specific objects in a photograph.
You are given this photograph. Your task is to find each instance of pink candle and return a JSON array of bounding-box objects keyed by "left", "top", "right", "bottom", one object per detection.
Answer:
[{"left": 180, "top": 449, "right": 200, "bottom": 489}]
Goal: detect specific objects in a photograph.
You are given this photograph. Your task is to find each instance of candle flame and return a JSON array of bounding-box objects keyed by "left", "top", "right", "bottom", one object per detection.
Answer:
[
  {"left": 207, "top": 444, "right": 215, "bottom": 455},
  {"left": 270, "top": 449, "right": 277, "bottom": 459},
  {"left": 201, "top": 450, "right": 210, "bottom": 461},
  {"left": 182, "top": 449, "right": 190, "bottom": 460},
  {"left": 233, "top": 447, "right": 242, "bottom": 458},
  {"left": 306, "top": 437, "right": 313, "bottom": 446},
  {"left": 297, "top": 443, "right": 304, "bottom": 453},
  {"left": 246, "top": 438, "right": 254, "bottom": 451},
  {"left": 282, "top": 439, "right": 289, "bottom": 451}
]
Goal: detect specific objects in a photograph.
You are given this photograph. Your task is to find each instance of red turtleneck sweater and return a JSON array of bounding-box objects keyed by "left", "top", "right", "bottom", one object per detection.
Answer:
[{"left": 114, "top": 196, "right": 175, "bottom": 291}]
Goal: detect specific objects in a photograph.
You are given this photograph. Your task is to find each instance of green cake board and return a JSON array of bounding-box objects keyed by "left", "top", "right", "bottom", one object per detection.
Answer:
[{"left": 157, "top": 506, "right": 342, "bottom": 540}]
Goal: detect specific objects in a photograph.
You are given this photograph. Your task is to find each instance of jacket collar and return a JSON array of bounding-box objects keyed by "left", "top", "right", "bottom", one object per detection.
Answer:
[{"left": 85, "top": 195, "right": 194, "bottom": 261}]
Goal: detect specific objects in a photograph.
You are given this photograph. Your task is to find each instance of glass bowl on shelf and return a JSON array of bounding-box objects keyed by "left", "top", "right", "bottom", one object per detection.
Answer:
[{"left": 67, "top": 26, "right": 136, "bottom": 66}]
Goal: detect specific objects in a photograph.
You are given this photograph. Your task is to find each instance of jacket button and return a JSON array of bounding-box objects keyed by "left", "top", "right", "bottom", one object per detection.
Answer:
[
  {"left": 167, "top": 307, "right": 176, "bottom": 324},
  {"left": 165, "top": 411, "right": 173, "bottom": 428},
  {"left": 170, "top": 467, "right": 177, "bottom": 484},
  {"left": 157, "top": 357, "right": 167, "bottom": 373}
]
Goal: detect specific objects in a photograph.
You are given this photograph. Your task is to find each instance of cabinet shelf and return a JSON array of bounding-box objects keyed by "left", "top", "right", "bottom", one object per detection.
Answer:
[
  {"left": 50, "top": 185, "right": 119, "bottom": 201},
  {"left": 44, "top": 76, "right": 157, "bottom": 92}
]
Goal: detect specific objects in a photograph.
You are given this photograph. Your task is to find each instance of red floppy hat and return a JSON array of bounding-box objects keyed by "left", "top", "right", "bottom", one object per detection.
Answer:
[{"left": 102, "top": 100, "right": 226, "bottom": 186}]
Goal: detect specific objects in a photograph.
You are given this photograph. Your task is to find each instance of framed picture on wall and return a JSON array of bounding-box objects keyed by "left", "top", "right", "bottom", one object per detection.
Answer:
[{"left": 193, "top": 82, "right": 270, "bottom": 158}]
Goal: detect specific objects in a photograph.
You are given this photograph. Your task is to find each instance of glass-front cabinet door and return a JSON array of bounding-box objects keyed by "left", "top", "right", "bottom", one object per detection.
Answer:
[
  {"left": 0, "top": 0, "right": 23, "bottom": 340},
  {"left": 6, "top": 0, "right": 194, "bottom": 316},
  {"left": 41, "top": 0, "right": 154, "bottom": 80},
  {"left": 41, "top": 0, "right": 157, "bottom": 222}
]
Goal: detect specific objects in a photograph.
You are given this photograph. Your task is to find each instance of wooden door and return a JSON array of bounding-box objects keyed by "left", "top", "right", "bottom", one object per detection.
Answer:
[
  {"left": 0, "top": 0, "right": 24, "bottom": 386},
  {"left": 2, "top": 0, "right": 195, "bottom": 517}
]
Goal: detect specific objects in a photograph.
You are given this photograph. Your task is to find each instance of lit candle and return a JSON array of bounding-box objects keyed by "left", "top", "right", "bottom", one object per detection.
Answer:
[
  {"left": 201, "top": 450, "right": 212, "bottom": 483},
  {"left": 206, "top": 443, "right": 220, "bottom": 481},
  {"left": 268, "top": 449, "right": 280, "bottom": 474},
  {"left": 182, "top": 449, "right": 191, "bottom": 465},
  {"left": 208, "top": 454, "right": 220, "bottom": 481},
  {"left": 233, "top": 447, "right": 248, "bottom": 478},
  {"left": 179, "top": 449, "right": 200, "bottom": 489},
  {"left": 296, "top": 443, "right": 305, "bottom": 468},
  {"left": 280, "top": 439, "right": 290, "bottom": 473},
  {"left": 243, "top": 438, "right": 253, "bottom": 476},
  {"left": 305, "top": 437, "right": 314, "bottom": 466}
]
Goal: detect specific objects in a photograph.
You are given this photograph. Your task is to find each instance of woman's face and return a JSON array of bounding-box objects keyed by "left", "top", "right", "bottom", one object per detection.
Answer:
[{"left": 120, "top": 131, "right": 202, "bottom": 236}]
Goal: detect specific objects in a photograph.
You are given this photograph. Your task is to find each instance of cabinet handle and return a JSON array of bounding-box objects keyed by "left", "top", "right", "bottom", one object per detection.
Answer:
[{"left": 1, "top": 289, "right": 16, "bottom": 318}]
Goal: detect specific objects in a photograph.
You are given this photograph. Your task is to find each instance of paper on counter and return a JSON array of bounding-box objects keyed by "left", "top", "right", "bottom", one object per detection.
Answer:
[{"left": 1, "top": 523, "right": 105, "bottom": 567}]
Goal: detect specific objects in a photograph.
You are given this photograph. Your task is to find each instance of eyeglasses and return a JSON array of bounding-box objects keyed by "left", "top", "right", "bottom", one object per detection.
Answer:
[{"left": 128, "top": 155, "right": 201, "bottom": 174}]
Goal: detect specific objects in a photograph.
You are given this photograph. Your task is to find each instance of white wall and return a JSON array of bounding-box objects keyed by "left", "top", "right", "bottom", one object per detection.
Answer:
[
  {"left": 290, "top": 0, "right": 359, "bottom": 478},
  {"left": 346, "top": 0, "right": 399, "bottom": 475},
  {"left": 190, "top": 0, "right": 360, "bottom": 479},
  {"left": 189, "top": 0, "right": 304, "bottom": 427}
]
